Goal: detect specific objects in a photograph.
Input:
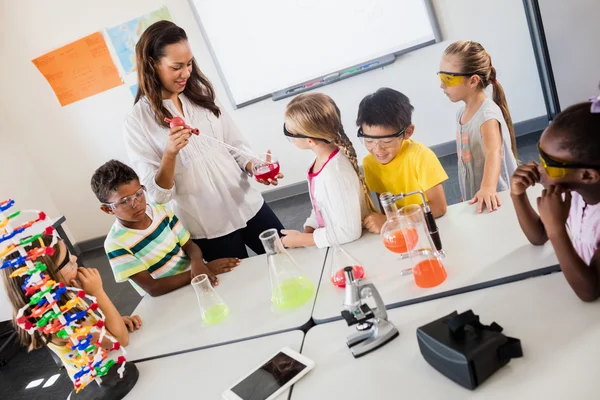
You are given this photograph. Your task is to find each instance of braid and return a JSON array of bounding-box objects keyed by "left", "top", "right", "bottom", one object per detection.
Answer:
[{"left": 334, "top": 127, "right": 377, "bottom": 212}]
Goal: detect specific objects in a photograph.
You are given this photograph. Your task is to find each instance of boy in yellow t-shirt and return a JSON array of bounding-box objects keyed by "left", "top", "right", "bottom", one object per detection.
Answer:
[{"left": 357, "top": 88, "right": 449, "bottom": 234}]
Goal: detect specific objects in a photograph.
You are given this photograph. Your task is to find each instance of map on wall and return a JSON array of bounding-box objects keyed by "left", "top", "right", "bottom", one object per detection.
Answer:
[{"left": 107, "top": 7, "right": 173, "bottom": 75}]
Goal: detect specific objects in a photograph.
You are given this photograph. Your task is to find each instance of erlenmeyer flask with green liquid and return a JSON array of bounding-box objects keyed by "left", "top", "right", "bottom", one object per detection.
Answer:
[{"left": 259, "top": 228, "right": 314, "bottom": 309}]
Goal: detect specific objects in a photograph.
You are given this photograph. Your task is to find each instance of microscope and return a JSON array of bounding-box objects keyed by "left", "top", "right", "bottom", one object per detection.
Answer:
[
  {"left": 379, "top": 190, "right": 444, "bottom": 254},
  {"left": 340, "top": 267, "right": 399, "bottom": 358}
]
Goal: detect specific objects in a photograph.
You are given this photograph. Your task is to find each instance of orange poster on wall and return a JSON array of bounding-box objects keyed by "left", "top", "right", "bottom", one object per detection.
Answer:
[{"left": 32, "top": 32, "right": 123, "bottom": 106}]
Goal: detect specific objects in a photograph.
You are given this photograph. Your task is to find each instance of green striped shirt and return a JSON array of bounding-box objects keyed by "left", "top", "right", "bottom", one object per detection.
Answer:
[{"left": 104, "top": 202, "right": 191, "bottom": 295}]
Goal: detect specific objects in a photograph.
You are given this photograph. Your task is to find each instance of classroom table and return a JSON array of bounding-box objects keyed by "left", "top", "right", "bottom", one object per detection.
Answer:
[
  {"left": 124, "top": 246, "right": 326, "bottom": 362},
  {"left": 293, "top": 273, "right": 599, "bottom": 399},
  {"left": 127, "top": 330, "right": 304, "bottom": 399},
  {"left": 312, "top": 185, "right": 559, "bottom": 323}
]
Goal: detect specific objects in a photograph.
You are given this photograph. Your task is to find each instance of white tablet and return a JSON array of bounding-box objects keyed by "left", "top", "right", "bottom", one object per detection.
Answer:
[{"left": 222, "top": 347, "right": 315, "bottom": 400}]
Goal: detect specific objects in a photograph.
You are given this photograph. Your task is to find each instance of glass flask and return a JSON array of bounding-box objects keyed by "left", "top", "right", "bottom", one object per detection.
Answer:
[
  {"left": 253, "top": 153, "right": 281, "bottom": 182},
  {"left": 380, "top": 192, "right": 419, "bottom": 258},
  {"left": 317, "top": 199, "right": 367, "bottom": 289},
  {"left": 191, "top": 274, "right": 230, "bottom": 325},
  {"left": 259, "top": 228, "right": 314, "bottom": 309},
  {"left": 399, "top": 204, "right": 447, "bottom": 288}
]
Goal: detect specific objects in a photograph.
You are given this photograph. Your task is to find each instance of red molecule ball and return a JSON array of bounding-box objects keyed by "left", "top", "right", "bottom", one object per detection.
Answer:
[
  {"left": 117, "top": 356, "right": 126, "bottom": 364},
  {"left": 89, "top": 303, "right": 99, "bottom": 311},
  {"left": 77, "top": 290, "right": 86, "bottom": 298}
]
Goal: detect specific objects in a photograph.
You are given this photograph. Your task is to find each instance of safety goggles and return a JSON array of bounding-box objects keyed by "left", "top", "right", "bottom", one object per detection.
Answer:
[
  {"left": 539, "top": 145, "right": 599, "bottom": 178},
  {"left": 57, "top": 247, "right": 72, "bottom": 270},
  {"left": 283, "top": 124, "right": 331, "bottom": 144},
  {"left": 437, "top": 71, "right": 479, "bottom": 87},
  {"left": 102, "top": 186, "right": 146, "bottom": 210},
  {"left": 357, "top": 126, "right": 405, "bottom": 149}
]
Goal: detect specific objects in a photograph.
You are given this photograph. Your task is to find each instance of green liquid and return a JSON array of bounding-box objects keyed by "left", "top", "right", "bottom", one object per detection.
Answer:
[
  {"left": 272, "top": 277, "right": 314, "bottom": 309},
  {"left": 201, "top": 304, "right": 229, "bottom": 325}
]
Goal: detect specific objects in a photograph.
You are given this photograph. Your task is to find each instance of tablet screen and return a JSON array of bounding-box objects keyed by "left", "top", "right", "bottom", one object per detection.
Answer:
[{"left": 231, "top": 352, "right": 307, "bottom": 400}]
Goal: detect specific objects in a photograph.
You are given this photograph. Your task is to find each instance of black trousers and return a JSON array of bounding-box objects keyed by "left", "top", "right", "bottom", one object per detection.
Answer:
[{"left": 193, "top": 202, "right": 284, "bottom": 262}]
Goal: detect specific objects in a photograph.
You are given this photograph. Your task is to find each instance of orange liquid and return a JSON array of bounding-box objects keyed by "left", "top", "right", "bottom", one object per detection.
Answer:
[
  {"left": 413, "top": 259, "right": 447, "bottom": 288},
  {"left": 331, "top": 265, "right": 365, "bottom": 288},
  {"left": 383, "top": 227, "right": 418, "bottom": 254}
]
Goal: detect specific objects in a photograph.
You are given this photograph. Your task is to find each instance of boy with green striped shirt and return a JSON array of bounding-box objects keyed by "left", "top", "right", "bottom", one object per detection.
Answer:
[{"left": 91, "top": 160, "right": 240, "bottom": 296}]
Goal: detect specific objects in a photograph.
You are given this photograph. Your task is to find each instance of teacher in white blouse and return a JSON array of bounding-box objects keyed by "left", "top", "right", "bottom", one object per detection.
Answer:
[{"left": 123, "top": 21, "right": 284, "bottom": 262}]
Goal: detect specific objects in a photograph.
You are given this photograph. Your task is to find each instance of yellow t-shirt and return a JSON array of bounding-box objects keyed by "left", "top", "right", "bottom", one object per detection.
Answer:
[{"left": 363, "top": 139, "right": 448, "bottom": 207}]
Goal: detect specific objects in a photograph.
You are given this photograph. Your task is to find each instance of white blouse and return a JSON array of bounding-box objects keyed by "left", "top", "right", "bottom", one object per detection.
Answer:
[
  {"left": 123, "top": 94, "right": 264, "bottom": 239},
  {"left": 303, "top": 151, "right": 369, "bottom": 248}
]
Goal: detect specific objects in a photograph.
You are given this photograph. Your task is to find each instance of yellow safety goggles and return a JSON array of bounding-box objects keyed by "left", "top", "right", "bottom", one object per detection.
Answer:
[
  {"left": 437, "top": 71, "right": 483, "bottom": 87},
  {"left": 539, "top": 145, "right": 599, "bottom": 179}
]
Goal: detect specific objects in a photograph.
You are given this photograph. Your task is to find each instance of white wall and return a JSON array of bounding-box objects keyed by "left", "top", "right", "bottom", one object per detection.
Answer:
[
  {"left": 0, "top": 0, "right": 546, "bottom": 243},
  {"left": 538, "top": 0, "right": 600, "bottom": 108},
  {"left": 0, "top": 109, "right": 63, "bottom": 321}
]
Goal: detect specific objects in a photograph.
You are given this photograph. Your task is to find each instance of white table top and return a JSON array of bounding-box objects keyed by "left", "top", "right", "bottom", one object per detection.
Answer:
[
  {"left": 127, "top": 330, "right": 304, "bottom": 400},
  {"left": 294, "top": 273, "right": 599, "bottom": 399},
  {"left": 313, "top": 186, "right": 558, "bottom": 322},
  {"left": 125, "top": 246, "right": 326, "bottom": 361}
]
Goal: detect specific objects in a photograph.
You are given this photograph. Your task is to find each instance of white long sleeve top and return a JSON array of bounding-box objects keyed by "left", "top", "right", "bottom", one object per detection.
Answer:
[
  {"left": 123, "top": 94, "right": 264, "bottom": 239},
  {"left": 304, "top": 149, "right": 369, "bottom": 248}
]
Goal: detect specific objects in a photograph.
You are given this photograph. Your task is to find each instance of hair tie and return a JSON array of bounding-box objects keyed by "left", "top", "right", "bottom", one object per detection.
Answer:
[{"left": 590, "top": 94, "right": 600, "bottom": 114}]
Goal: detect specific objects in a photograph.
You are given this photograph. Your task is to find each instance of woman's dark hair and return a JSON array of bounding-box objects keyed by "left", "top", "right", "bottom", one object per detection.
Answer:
[
  {"left": 550, "top": 100, "right": 600, "bottom": 164},
  {"left": 356, "top": 88, "right": 414, "bottom": 131},
  {"left": 135, "top": 20, "right": 220, "bottom": 126}
]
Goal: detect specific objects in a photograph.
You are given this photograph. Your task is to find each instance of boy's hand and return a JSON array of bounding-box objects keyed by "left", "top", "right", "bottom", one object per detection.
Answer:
[
  {"left": 511, "top": 162, "right": 540, "bottom": 196},
  {"left": 469, "top": 187, "right": 501, "bottom": 213},
  {"left": 191, "top": 261, "right": 219, "bottom": 286},
  {"left": 538, "top": 185, "right": 571, "bottom": 238},
  {"left": 71, "top": 268, "right": 103, "bottom": 297},
  {"left": 364, "top": 213, "right": 386, "bottom": 234},
  {"left": 122, "top": 315, "right": 142, "bottom": 332},
  {"left": 207, "top": 258, "right": 240, "bottom": 274}
]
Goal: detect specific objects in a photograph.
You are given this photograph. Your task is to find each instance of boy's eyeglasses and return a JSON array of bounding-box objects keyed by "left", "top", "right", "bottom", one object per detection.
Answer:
[
  {"left": 283, "top": 124, "right": 331, "bottom": 144},
  {"left": 538, "top": 145, "right": 600, "bottom": 178},
  {"left": 357, "top": 127, "right": 405, "bottom": 149},
  {"left": 437, "top": 71, "right": 481, "bottom": 87},
  {"left": 102, "top": 186, "right": 146, "bottom": 210}
]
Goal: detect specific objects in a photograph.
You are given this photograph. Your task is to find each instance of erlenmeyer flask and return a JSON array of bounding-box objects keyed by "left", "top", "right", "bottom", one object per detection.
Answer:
[
  {"left": 399, "top": 204, "right": 447, "bottom": 288},
  {"left": 191, "top": 274, "right": 230, "bottom": 324},
  {"left": 317, "top": 200, "right": 367, "bottom": 289},
  {"left": 259, "top": 229, "right": 314, "bottom": 309},
  {"left": 380, "top": 193, "right": 419, "bottom": 258}
]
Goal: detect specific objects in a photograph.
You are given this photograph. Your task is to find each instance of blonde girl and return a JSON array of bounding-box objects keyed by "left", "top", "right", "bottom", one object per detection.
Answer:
[{"left": 281, "top": 93, "right": 375, "bottom": 248}]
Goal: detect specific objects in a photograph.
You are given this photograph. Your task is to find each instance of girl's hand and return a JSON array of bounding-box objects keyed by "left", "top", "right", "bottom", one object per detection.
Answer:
[
  {"left": 207, "top": 258, "right": 241, "bottom": 275},
  {"left": 469, "top": 187, "right": 501, "bottom": 213},
  {"left": 511, "top": 162, "right": 540, "bottom": 196},
  {"left": 122, "top": 315, "right": 142, "bottom": 332},
  {"left": 164, "top": 125, "right": 192, "bottom": 158},
  {"left": 71, "top": 268, "right": 103, "bottom": 297},
  {"left": 281, "top": 230, "right": 309, "bottom": 248},
  {"left": 191, "top": 262, "right": 219, "bottom": 286},
  {"left": 538, "top": 185, "right": 571, "bottom": 238}
]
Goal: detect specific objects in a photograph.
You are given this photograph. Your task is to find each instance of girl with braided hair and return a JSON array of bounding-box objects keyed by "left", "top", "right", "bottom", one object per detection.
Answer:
[{"left": 280, "top": 93, "right": 375, "bottom": 248}]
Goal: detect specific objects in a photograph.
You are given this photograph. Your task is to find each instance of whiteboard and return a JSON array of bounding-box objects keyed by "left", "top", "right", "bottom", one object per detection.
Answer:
[{"left": 189, "top": 0, "right": 439, "bottom": 107}]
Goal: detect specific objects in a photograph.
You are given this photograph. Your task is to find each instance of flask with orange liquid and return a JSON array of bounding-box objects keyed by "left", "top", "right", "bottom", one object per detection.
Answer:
[
  {"left": 380, "top": 193, "right": 418, "bottom": 260},
  {"left": 398, "top": 204, "right": 447, "bottom": 288}
]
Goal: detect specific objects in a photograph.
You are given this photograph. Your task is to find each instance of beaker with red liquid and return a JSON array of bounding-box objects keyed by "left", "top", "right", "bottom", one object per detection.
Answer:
[
  {"left": 399, "top": 204, "right": 447, "bottom": 288},
  {"left": 329, "top": 246, "right": 366, "bottom": 288},
  {"left": 253, "top": 153, "right": 281, "bottom": 182}
]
